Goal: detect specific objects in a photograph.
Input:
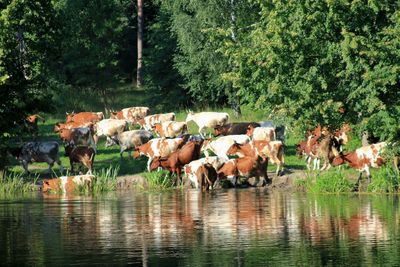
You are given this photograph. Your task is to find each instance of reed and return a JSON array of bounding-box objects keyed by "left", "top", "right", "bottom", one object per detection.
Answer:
[
  {"left": 0, "top": 172, "right": 38, "bottom": 195},
  {"left": 143, "top": 170, "right": 175, "bottom": 191},
  {"left": 90, "top": 166, "right": 119, "bottom": 193},
  {"left": 294, "top": 170, "right": 353, "bottom": 193},
  {"left": 367, "top": 166, "right": 399, "bottom": 193}
]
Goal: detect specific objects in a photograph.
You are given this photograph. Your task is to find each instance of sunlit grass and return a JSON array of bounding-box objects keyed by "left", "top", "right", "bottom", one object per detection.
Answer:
[
  {"left": 142, "top": 170, "right": 176, "bottom": 191},
  {"left": 0, "top": 172, "right": 38, "bottom": 196}
]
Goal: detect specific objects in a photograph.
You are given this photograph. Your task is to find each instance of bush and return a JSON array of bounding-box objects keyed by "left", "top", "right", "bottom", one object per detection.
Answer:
[{"left": 368, "top": 166, "right": 399, "bottom": 193}]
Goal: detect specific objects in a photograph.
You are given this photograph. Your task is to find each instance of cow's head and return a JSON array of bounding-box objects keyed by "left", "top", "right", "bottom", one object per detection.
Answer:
[
  {"left": 185, "top": 110, "right": 194, "bottom": 123},
  {"left": 64, "top": 142, "right": 74, "bottom": 157},
  {"left": 213, "top": 125, "right": 224, "bottom": 136},
  {"left": 42, "top": 179, "right": 61, "bottom": 193},
  {"left": 149, "top": 157, "right": 161, "bottom": 171},
  {"left": 246, "top": 125, "right": 257, "bottom": 136}
]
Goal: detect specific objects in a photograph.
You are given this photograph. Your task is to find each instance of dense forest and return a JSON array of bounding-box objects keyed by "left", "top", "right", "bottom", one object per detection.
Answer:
[{"left": 1, "top": 0, "right": 399, "bottom": 168}]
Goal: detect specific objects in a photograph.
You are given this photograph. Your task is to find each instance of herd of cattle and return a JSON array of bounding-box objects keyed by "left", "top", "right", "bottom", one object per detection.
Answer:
[{"left": 8, "top": 106, "right": 389, "bottom": 192}]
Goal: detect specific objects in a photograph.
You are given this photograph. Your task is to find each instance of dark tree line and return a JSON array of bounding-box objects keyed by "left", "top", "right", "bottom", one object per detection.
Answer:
[{"left": 1, "top": 0, "right": 400, "bottom": 169}]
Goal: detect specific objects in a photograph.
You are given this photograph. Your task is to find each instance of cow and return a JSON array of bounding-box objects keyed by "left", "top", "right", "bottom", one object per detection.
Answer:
[
  {"left": 226, "top": 140, "right": 285, "bottom": 176},
  {"left": 201, "top": 135, "right": 251, "bottom": 161},
  {"left": 217, "top": 155, "right": 268, "bottom": 187},
  {"left": 94, "top": 119, "right": 128, "bottom": 144},
  {"left": 246, "top": 126, "right": 276, "bottom": 141},
  {"left": 64, "top": 144, "right": 96, "bottom": 174},
  {"left": 184, "top": 156, "right": 226, "bottom": 189},
  {"left": 9, "top": 141, "right": 64, "bottom": 175},
  {"left": 133, "top": 137, "right": 186, "bottom": 171},
  {"left": 214, "top": 122, "right": 261, "bottom": 136},
  {"left": 110, "top": 107, "right": 150, "bottom": 123},
  {"left": 196, "top": 164, "right": 218, "bottom": 191},
  {"left": 149, "top": 140, "right": 204, "bottom": 185},
  {"left": 137, "top": 113, "right": 176, "bottom": 131},
  {"left": 66, "top": 111, "right": 103, "bottom": 123},
  {"left": 105, "top": 130, "right": 153, "bottom": 157},
  {"left": 185, "top": 111, "right": 230, "bottom": 138},
  {"left": 58, "top": 127, "right": 96, "bottom": 151},
  {"left": 153, "top": 121, "right": 188, "bottom": 138},
  {"left": 54, "top": 121, "right": 93, "bottom": 133},
  {"left": 42, "top": 175, "right": 95, "bottom": 194},
  {"left": 26, "top": 114, "right": 45, "bottom": 139},
  {"left": 332, "top": 142, "right": 387, "bottom": 185}
]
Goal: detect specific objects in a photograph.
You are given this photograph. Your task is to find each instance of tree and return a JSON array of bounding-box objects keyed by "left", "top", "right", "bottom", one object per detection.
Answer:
[
  {"left": 0, "top": 0, "right": 57, "bottom": 170},
  {"left": 137, "top": 0, "right": 143, "bottom": 87}
]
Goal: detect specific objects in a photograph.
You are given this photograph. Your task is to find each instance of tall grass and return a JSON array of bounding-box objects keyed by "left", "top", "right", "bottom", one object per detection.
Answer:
[
  {"left": 294, "top": 170, "right": 353, "bottom": 193},
  {"left": 367, "top": 166, "right": 399, "bottom": 193},
  {"left": 90, "top": 166, "right": 119, "bottom": 193},
  {"left": 0, "top": 172, "right": 38, "bottom": 196},
  {"left": 143, "top": 170, "right": 175, "bottom": 191}
]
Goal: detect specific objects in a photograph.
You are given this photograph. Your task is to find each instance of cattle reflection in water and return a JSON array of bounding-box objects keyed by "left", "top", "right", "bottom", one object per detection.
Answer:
[{"left": 3, "top": 190, "right": 399, "bottom": 266}]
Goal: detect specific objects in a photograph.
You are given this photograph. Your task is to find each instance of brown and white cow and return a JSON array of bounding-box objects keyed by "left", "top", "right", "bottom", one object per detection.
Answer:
[
  {"left": 195, "top": 164, "right": 218, "bottom": 191},
  {"left": 138, "top": 113, "right": 176, "bottom": 131},
  {"left": 64, "top": 144, "right": 96, "bottom": 174},
  {"left": 133, "top": 137, "right": 185, "bottom": 171},
  {"left": 217, "top": 155, "right": 268, "bottom": 187},
  {"left": 246, "top": 126, "right": 276, "bottom": 141},
  {"left": 184, "top": 156, "right": 226, "bottom": 189},
  {"left": 332, "top": 142, "right": 387, "bottom": 184},
  {"left": 153, "top": 121, "right": 187, "bottom": 138},
  {"left": 110, "top": 107, "right": 150, "bottom": 123},
  {"left": 185, "top": 111, "right": 230, "bottom": 138},
  {"left": 42, "top": 175, "right": 95, "bottom": 194},
  {"left": 66, "top": 112, "right": 104, "bottom": 123},
  {"left": 94, "top": 119, "right": 128, "bottom": 143}
]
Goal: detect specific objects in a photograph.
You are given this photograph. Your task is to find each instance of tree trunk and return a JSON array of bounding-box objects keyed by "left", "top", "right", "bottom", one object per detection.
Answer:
[
  {"left": 229, "top": 0, "right": 241, "bottom": 117},
  {"left": 136, "top": 0, "right": 143, "bottom": 87}
]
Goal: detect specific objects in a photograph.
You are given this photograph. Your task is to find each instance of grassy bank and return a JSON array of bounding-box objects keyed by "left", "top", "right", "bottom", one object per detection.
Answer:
[{"left": 4, "top": 85, "right": 399, "bottom": 193}]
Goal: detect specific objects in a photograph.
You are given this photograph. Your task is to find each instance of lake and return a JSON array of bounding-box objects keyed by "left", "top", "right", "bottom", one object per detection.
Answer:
[{"left": 1, "top": 189, "right": 399, "bottom": 266}]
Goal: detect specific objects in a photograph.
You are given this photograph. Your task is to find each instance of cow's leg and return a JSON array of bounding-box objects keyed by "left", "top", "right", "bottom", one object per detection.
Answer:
[
  {"left": 70, "top": 159, "right": 74, "bottom": 173},
  {"left": 120, "top": 148, "right": 124, "bottom": 158},
  {"left": 306, "top": 156, "right": 311, "bottom": 170},
  {"left": 47, "top": 160, "right": 55, "bottom": 174},
  {"left": 21, "top": 160, "right": 29, "bottom": 175},
  {"left": 366, "top": 167, "right": 371, "bottom": 183},
  {"left": 147, "top": 158, "right": 152, "bottom": 172}
]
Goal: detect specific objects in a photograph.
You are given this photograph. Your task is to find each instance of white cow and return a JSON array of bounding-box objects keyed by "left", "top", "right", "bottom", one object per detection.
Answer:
[
  {"left": 185, "top": 111, "right": 229, "bottom": 138},
  {"left": 202, "top": 135, "right": 250, "bottom": 161},
  {"left": 94, "top": 119, "right": 128, "bottom": 143}
]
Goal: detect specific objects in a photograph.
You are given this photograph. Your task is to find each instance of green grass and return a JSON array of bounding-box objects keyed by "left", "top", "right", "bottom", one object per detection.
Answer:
[
  {"left": 143, "top": 170, "right": 176, "bottom": 191},
  {"left": 294, "top": 170, "right": 353, "bottom": 193}
]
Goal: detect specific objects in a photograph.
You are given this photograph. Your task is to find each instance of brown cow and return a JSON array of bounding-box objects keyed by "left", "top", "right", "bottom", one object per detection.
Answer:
[
  {"left": 196, "top": 163, "right": 218, "bottom": 191},
  {"left": 54, "top": 121, "right": 93, "bottom": 133},
  {"left": 64, "top": 144, "right": 96, "bottom": 174},
  {"left": 149, "top": 140, "right": 204, "bottom": 185},
  {"left": 66, "top": 112, "right": 103, "bottom": 123},
  {"left": 214, "top": 122, "right": 261, "bottom": 136}
]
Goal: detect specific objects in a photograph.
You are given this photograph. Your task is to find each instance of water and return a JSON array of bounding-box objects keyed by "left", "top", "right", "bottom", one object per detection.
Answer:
[{"left": 1, "top": 189, "right": 399, "bottom": 266}]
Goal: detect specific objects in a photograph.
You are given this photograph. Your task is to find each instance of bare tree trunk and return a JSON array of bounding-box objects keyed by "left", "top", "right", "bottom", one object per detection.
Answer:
[
  {"left": 137, "top": 0, "right": 143, "bottom": 87},
  {"left": 229, "top": 0, "right": 241, "bottom": 117}
]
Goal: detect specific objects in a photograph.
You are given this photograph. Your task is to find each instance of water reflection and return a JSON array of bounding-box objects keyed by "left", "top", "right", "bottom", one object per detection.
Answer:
[{"left": 0, "top": 190, "right": 399, "bottom": 266}]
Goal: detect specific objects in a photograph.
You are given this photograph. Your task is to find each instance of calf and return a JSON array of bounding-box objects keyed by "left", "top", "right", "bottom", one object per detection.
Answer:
[
  {"left": 150, "top": 140, "right": 204, "bottom": 185},
  {"left": 42, "top": 175, "right": 95, "bottom": 194},
  {"left": 186, "top": 111, "right": 230, "bottom": 138},
  {"left": 332, "top": 142, "right": 387, "bottom": 184},
  {"left": 201, "top": 134, "right": 250, "bottom": 161},
  {"left": 133, "top": 137, "right": 185, "bottom": 171},
  {"left": 138, "top": 113, "right": 176, "bottom": 131},
  {"left": 105, "top": 130, "right": 153, "bottom": 157},
  {"left": 64, "top": 144, "right": 96, "bottom": 174},
  {"left": 153, "top": 121, "right": 187, "bottom": 138},
  {"left": 184, "top": 156, "right": 226, "bottom": 189},
  {"left": 214, "top": 122, "right": 260, "bottom": 136},
  {"left": 9, "top": 141, "right": 64, "bottom": 175}
]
